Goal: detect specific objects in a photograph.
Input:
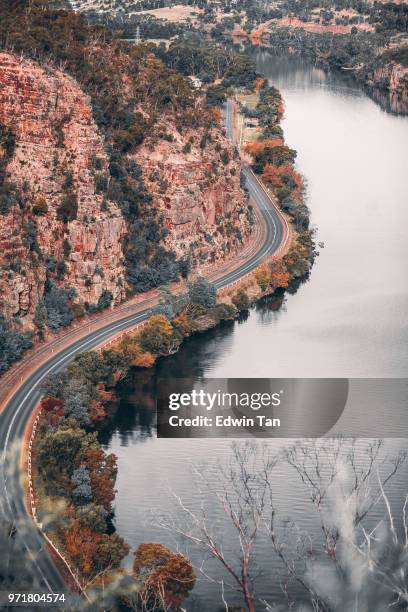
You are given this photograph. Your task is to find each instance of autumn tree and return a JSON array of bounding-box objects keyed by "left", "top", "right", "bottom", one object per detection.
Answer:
[
  {"left": 133, "top": 543, "right": 195, "bottom": 611},
  {"left": 80, "top": 446, "right": 118, "bottom": 513},
  {"left": 269, "top": 261, "right": 290, "bottom": 289},
  {"left": 37, "top": 426, "right": 89, "bottom": 496},
  {"left": 118, "top": 335, "right": 155, "bottom": 369},
  {"left": 40, "top": 396, "right": 64, "bottom": 427},
  {"left": 139, "top": 315, "right": 180, "bottom": 357},
  {"left": 282, "top": 240, "right": 311, "bottom": 280},
  {"left": 65, "top": 523, "right": 129, "bottom": 582},
  {"left": 231, "top": 288, "right": 251, "bottom": 311},
  {"left": 254, "top": 265, "right": 270, "bottom": 292}
]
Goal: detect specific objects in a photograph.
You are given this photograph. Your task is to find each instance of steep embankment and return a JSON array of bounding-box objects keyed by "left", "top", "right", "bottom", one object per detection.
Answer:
[
  {"left": 135, "top": 120, "right": 250, "bottom": 265},
  {"left": 0, "top": 53, "right": 127, "bottom": 326},
  {"left": 366, "top": 47, "right": 408, "bottom": 93},
  {"left": 0, "top": 50, "right": 250, "bottom": 341}
]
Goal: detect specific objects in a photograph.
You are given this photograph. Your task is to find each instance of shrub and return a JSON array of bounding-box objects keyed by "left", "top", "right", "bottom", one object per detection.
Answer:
[
  {"left": 0, "top": 315, "right": 32, "bottom": 374},
  {"left": 139, "top": 315, "right": 180, "bottom": 356},
  {"left": 95, "top": 173, "right": 108, "bottom": 194},
  {"left": 57, "top": 192, "right": 78, "bottom": 222},
  {"left": 188, "top": 277, "right": 217, "bottom": 309},
  {"left": 133, "top": 543, "right": 195, "bottom": 611},
  {"left": 63, "top": 238, "right": 72, "bottom": 258},
  {"left": 32, "top": 197, "right": 48, "bottom": 216},
  {"left": 232, "top": 289, "right": 250, "bottom": 311},
  {"left": 254, "top": 265, "right": 270, "bottom": 292},
  {"left": 72, "top": 466, "right": 93, "bottom": 506},
  {"left": 210, "top": 303, "right": 237, "bottom": 322},
  {"left": 43, "top": 281, "right": 76, "bottom": 331}
]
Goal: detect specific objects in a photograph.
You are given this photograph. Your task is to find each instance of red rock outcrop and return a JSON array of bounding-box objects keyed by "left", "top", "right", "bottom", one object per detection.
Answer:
[
  {"left": 134, "top": 120, "right": 251, "bottom": 265},
  {"left": 0, "top": 52, "right": 251, "bottom": 331},
  {"left": 0, "top": 52, "right": 127, "bottom": 329},
  {"left": 370, "top": 59, "right": 408, "bottom": 93}
]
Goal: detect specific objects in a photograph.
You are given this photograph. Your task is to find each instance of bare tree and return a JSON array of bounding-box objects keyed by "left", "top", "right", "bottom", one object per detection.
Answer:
[
  {"left": 155, "top": 439, "right": 407, "bottom": 612},
  {"left": 155, "top": 441, "right": 278, "bottom": 612},
  {"left": 263, "top": 439, "right": 408, "bottom": 611}
]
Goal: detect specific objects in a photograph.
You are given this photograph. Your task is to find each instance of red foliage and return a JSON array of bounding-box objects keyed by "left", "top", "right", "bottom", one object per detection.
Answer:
[
  {"left": 269, "top": 261, "right": 290, "bottom": 289},
  {"left": 41, "top": 396, "right": 63, "bottom": 413},
  {"left": 40, "top": 396, "right": 64, "bottom": 427},
  {"left": 88, "top": 399, "right": 107, "bottom": 423},
  {"left": 81, "top": 447, "right": 118, "bottom": 512},
  {"left": 65, "top": 524, "right": 129, "bottom": 580},
  {"left": 244, "top": 139, "right": 283, "bottom": 157}
]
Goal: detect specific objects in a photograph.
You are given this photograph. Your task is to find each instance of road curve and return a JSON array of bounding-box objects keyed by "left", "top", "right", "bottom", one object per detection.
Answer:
[{"left": 0, "top": 101, "right": 287, "bottom": 601}]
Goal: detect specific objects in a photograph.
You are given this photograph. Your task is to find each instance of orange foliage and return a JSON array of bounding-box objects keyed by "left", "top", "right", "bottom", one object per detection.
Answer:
[
  {"left": 172, "top": 312, "right": 194, "bottom": 337},
  {"left": 135, "top": 351, "right": 156, "bottom": 368},
  {"left": 81, "top": 447, "right": 117, "bottom": 512},
  {"left": 65, "top": 525, "right": 100, "bottom": 578},
  {"left": 254, "top": 264, "right": 270, "bottom": 291},
  {"left": 262, "top": 163, "right": 305, "bottom": 201},
  {"left": 134, "top": 543, "right": 196, "bottom": 610},
  {"left": 121, "top": 338, "right": 155, "bottom": 368},
  {"left": 65, "top": 524, "right": 129, "bottom": 580},
  {"left": 244, "top": 139, "right": 283, "bottom": 157},
  {"left": 88, "top": 399, "right": 107, "bottom": 423},
  {"left": 254, "top": 75, "right": 266, "bottom": 91},
  {"left": 269, "top": 261, "right": 290, "bottom": 289}
]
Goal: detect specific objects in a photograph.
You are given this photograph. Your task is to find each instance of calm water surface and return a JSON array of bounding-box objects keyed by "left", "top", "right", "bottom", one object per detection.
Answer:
[{"left": 103, "top": 54, "right": 408, "bottom": 609}]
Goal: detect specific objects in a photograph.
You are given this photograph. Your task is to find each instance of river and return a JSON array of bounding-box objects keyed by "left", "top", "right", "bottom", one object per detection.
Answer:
[{"left": 101, "top": 53, "right": 408, "bottom": 610}]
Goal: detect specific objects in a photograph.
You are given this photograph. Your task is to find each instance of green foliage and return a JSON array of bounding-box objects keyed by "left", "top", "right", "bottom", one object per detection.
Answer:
[
  {"left": 37, "top": 426, "right": 89, "bottom": 495},
  {"left": 63, "top": 238, "right": 71, "bottom": 258},
  {"left": 0, "top": 315, "right": 32, "bottom": 374},
  {"left": 23, "top": 220, "right": 41, "bottom": 254},
  {"left": 75, "top": 503, "right": 107, "bottom": 533},
  {"left": 188, "top": 277, "right": 217, "bottom": 309},
  {"left": 43, "top": 280, "right": 76, "bottom": 331},
  {"left": 57, "top": 192, "right": 78, "bottom": 223},
  {"left": 139, "top": 315, "right": 180, "bottom": 356},
  {"left": 155, "top": 35, "right": 257, "bottom": 90}
]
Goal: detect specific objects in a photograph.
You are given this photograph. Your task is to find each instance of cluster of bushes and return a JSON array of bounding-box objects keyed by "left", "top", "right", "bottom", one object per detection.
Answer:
[
  {"left": 35, "top": 356, "right": 129, "bottom": 583},
  {"left": 113, "top": 277, "right": 236, "bottom": 369},
  {"left": 35, "top": 332, "right": 196, "bottom": 601},
  {"left": 0, "top": 315, "right": 32, "bottom": 374},
  {"left": 155, "top": 34, "right": 257, "bottom": 93},
  {"left": 38, "top": 280, "right": 76, "bottom": 332},
  {"left": 244, "top": 83, "right": 311, "bottom": 233},
  {"left": 254, "top": 234, "right": 314, "bottom": 295}
]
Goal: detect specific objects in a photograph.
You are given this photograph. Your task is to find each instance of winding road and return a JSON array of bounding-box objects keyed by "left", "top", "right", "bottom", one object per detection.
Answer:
[{"left": 0, "top": 100, "right": 288, "bottom": 605}]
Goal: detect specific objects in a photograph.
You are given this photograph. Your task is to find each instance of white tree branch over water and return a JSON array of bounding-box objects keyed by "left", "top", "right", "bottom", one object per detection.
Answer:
[{"left": 154, "top": 439, "right": 408, "bottom": 612}]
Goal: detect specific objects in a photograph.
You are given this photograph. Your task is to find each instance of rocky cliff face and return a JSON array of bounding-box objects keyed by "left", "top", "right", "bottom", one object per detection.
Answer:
[
  {"left": 0, "top": 53, "right": 127, "bottom": 329},
  {"left": 370, "top": 60, "right": 408, "bottom": 93},
  {"left": 135, "top": 120, "right": 250, "bottom": 266},
  {"left": 0, "top": 52, "right": 250, "bottom": 332}
]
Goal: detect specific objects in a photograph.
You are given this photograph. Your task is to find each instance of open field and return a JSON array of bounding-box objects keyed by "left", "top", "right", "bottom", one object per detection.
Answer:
[{"left": 133, "top": 5, "right": 202, "bottom": 23}]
